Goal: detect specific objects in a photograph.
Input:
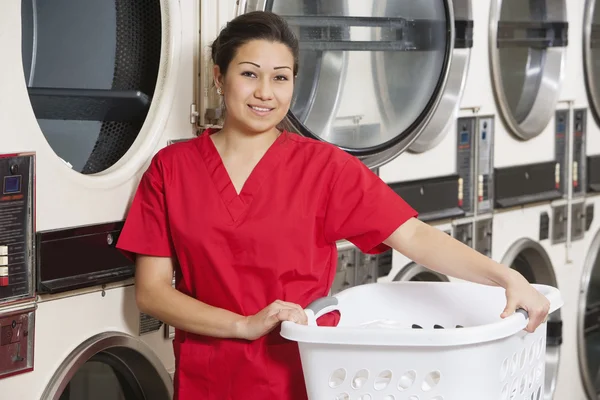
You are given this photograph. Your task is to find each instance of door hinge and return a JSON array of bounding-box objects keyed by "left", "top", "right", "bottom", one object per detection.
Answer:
[{"left": 190, "top": 103, "right": 199, "bottom": 125}]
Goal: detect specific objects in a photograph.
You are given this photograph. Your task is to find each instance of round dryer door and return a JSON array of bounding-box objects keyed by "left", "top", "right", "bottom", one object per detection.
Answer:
[
  {"left": 584, "top": 0, "right": 600, "bottom": 125},
  {"left": 20, "top": 0, "right": 163, "bottom": 174},
  {"left": 489, "top": 0, "right": 568, "bottom": 140},
  {"left": 394, "top": 263, "right": 449, "bottom": 282},
  {"left": 502, "top": 239, "right": 561, "bottom": 399},
  {"left": 42, "top": 333, "right": 172, "bottom": 400},
  {"left": 241, "top": 0, "right": 457, "bottom": 168},
  {"left": 578, "top": 231, "right": 600, "bottom": 399}
]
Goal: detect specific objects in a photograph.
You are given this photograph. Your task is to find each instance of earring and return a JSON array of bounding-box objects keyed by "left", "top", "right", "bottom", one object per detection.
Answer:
[{"left": 217, "top": 87, "right": 223, "bottom": 96}]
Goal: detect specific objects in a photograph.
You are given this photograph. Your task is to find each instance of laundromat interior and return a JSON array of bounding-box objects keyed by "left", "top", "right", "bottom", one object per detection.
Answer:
[{"left": 1, "top": 0, "right": 600, "bottom": 399}]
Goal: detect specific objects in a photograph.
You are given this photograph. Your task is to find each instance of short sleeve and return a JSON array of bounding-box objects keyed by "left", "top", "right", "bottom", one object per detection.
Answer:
[
  {"left": 323, "top": 157, "right": 418, "bottom": 254},
  {"left": 116, "top": 155, "right": 173, "bottom": 260}
]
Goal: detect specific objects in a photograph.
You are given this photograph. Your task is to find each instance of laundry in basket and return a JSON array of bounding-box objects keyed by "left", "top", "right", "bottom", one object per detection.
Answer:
[{"left": 280, "top": 281, "right": 562, "bottom": 400}]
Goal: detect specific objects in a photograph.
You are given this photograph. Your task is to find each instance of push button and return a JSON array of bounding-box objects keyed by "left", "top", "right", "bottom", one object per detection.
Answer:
[
  {"left": 0, "top": 245, "right": 8, "bottom": 287},
  {"left": 0, "top": 245, "right": 7, "bottom": 266},
  {"left": 0, "top": 247, "right": 8, "bottom": 286}
]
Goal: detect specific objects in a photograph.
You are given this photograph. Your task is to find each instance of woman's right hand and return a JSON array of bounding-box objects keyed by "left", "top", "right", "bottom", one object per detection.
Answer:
[{"left": 237, "top": 300, "right": 308, "bottom": 340}]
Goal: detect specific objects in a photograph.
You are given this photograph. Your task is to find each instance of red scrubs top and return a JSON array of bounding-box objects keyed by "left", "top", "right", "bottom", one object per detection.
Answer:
[{"left": 117, "top": 128, "right": 417, "bottom": 400}]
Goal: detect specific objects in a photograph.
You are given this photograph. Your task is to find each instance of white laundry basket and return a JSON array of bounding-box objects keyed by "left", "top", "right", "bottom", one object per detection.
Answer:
[{"left": 280, "top": 281, "right": 563, "bottom": 400}]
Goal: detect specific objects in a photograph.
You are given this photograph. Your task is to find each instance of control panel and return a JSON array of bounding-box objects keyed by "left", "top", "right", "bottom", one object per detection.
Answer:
[
  {"left": 554, "top": 110, "right": 569, "bottom": 197},
  {"left": 476, "top": 117, "right": 495, "bottom": 214},
  {"left": 0, "top": 306, "right": 35, "bottom": 379},
  {"left": 572, "top": 109, "right": 587, "bottom": 197},
  {"left": 457, "top": 115, "right": 495, "bottom": 216},
  {"left": 456, "top": 117, "right": 476, "bottom": 215},
  {"left": 0, "top": 154, "right": 35, "bottom": 305}
]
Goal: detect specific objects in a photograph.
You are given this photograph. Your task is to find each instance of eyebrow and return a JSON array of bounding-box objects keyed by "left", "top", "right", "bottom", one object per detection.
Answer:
[{"left": 238, "top": 61, "right": 292, "bottom": 71}]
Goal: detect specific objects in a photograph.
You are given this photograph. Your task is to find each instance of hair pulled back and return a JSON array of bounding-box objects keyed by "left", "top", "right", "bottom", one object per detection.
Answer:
[{"left": 210, "top": 11, "right": 299, "bottom": 77}]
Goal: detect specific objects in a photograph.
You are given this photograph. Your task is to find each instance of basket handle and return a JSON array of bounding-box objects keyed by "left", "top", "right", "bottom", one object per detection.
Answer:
[
  {"left": 305, "top": 296, "right": 339, "bottom": 326},
  {"left": 512, "top": 284, "right": 563, "bottom": 323}
]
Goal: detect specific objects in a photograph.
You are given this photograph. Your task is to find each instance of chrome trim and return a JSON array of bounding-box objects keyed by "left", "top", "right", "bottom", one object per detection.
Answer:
[
  {"left": 584, "top": 0, "right": 600, "bottom": 124},
  {"left": 394, "top": 263, "right": 450, "bottom": 282},
  {"left": 409, "top": 0, "right": 472, "bottom": 153},
  {"left": 453, "top": 0, "right": 471, "bottom": 21},
  {"left": 368, "top": 0, "right": 455, "bottom": 167},
  {"left": 501, "top": 238, "right": 560, "bottom": 400},
  {"left": 489, "top": 0, "right": 567, "bottom": 140},
  {"left": 0, "top": 301, "right": 37, "bottom": 316},
  {"left": 42, "top": 332, "right": 173, "bottom": 400},
  {"left": 37, "top": 279, "right": 135, "bottom": 303},
  {"left": 577, "top": 225, "right": 600, "bottom": 400},
  {"left": 409, "top": 49, "right": 470, "bottom": 153}
]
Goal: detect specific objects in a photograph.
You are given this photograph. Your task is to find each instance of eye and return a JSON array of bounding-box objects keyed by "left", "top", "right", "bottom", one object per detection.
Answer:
[
  {"left": 274, "top": 75, "right": 290, "bottom": 81},
  {"left": 241, "top": 71, "right": 257, "bottom": 78}
]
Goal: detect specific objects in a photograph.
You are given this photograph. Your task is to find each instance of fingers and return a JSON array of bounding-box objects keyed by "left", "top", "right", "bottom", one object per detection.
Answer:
[
  {"left": 265, "top": 300, "right": 308, "bottom": 326},
  {"left": 524, "top": 300, "right": 551, "bottom": 333},
  {"left": 500, "top": 298, "right": 519, "bottom": 319},
  {"left": 502, "top": 294, "right": 550, "bottom": 333},
  {"left": 274, "top": 308, "right": 308, "bottom": 325}
]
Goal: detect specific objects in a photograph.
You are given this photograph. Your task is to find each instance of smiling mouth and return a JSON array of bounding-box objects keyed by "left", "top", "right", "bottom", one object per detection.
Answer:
[{"left": 248, "top": 105, "right": 274, "bottom": 114}]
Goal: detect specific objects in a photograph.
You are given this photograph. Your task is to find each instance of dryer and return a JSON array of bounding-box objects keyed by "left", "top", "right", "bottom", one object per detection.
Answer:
[
  {"left": 0, "top": 0, "right": 200, "bottom": 393},
  {"left": 1, "top": 283, "right": 174, "bottom": 399},
  {"left": 235, "top": 0, "right": 461, "bottom": 168},
  {"left": 554, "top": 2, "right": 600, "bottom": 396},
  {"left": 0, "top": 0, "right": 196, "bottom": 294},
  {"left": 490, "top": 201, "right": 567, "bottom": 400},
  {"left": 486, "top": 0, "right": 571, "bottom": 214},
  {"left": 377, "top": 0, "right": 485, "bottom": 225}
]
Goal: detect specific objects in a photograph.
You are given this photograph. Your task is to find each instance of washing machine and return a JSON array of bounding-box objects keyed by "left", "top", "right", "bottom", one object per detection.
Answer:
[
  {"left": 1, "top": 283, "right": 174, "bottom": 399},
  {"left": 0, "top": 0, "right": 201, "bottom": 394}
]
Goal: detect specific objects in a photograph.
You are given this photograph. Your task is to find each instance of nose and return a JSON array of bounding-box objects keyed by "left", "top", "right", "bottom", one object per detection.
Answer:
[{"left": 254, "top": 77, "right": 274, "bottom": 100}]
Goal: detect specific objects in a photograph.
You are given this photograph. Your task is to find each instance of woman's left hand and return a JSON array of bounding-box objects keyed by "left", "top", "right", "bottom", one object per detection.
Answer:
[{"left": 501, "top": 271, "right": 551, "bottom": 332}]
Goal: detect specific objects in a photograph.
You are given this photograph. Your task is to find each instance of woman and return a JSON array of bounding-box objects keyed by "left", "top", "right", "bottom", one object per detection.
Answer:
[{"left": 117, "top": 11, "right": 550, "bottom": 400}]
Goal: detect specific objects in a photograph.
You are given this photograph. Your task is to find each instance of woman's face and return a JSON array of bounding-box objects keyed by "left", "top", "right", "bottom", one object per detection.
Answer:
[{"left": 215, "top": 39, "right": 295, "bottom": 135}]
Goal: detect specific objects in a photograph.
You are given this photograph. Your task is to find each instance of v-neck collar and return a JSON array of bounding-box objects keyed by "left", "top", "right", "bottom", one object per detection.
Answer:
[{"left": 198, "top": 128, "right": 288, "bottom": 222}]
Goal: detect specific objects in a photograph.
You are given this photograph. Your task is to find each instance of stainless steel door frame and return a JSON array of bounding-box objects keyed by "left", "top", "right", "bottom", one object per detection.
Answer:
[{"left": 489, "top": 0, "right": 568, "bottom": 140}]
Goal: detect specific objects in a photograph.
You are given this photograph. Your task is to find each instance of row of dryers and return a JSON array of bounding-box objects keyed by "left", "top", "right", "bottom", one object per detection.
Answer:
[
  {"left": 0, "top": 0, "right": 599, "bottom": 399},
  {"left": 328, "top": 1, "right": 600, "bottom": 400}
]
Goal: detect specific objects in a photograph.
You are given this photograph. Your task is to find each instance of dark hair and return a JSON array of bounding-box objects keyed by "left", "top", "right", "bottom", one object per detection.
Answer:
[{"left": 210, "top": 11, "right": 299, "bottom": 77}]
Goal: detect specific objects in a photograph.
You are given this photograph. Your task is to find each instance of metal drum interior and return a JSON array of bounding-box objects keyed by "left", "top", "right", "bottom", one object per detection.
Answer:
[
  {"left": 489, "top": 0, "right": 567, "bottom": 140},
  {"left": 578, "top": 229, "right": 600, "bottom": 400},
  {"left": 242, "top": 0, "right": 454, "bottom": 168},
  {"left": 42, "top": 333, "right": 173, "bottom": 400},
  {"left": 20, "top": 0, "right": 162, "bottom": 174},
  {"left": 584, "top": 0, "right": 600, "bottom": 125},
  {"left": 502, "top": 239, "right": 561, "bottom": 399}
]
